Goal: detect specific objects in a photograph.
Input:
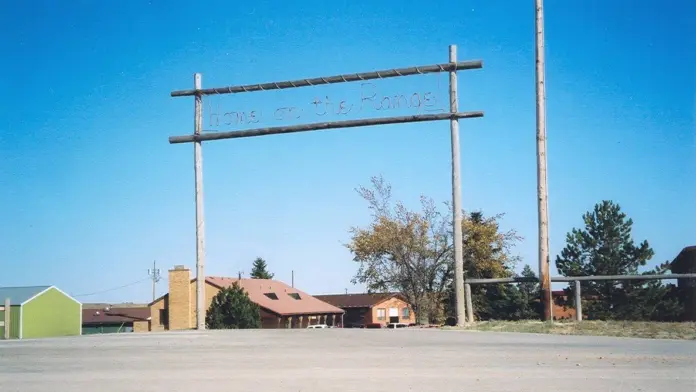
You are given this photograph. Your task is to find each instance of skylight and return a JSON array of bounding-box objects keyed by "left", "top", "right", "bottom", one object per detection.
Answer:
[
  {"left": 288, "top": 293, "right": 301, "bottom": 300},
  {"left": 264, "top": 293, "right": 279, "bottom": 300}
]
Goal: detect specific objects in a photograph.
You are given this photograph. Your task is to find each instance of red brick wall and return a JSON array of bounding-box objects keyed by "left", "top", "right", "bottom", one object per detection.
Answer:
[{"left": 370, "top": 297, "right": 414, "bottom": 326}]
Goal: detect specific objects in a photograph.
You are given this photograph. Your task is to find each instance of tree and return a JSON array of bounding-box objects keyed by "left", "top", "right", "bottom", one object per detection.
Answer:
[
  {"left": 462, "top": 211, "right": 521, "bottom": 279},
  {"left": 626, "top": 261, "right": 682, "bottom": 321},
  {"left": 347, "top": 176, "right": 522, "bottom": 324},
  {"left": 555, "top": 200, "right": 657, "bottom": 320},
  {"left": 347, "top": 176, "right": 452, "bottom": 324},
  {"left": 206, "top": 282, "right": 261, "bottom": 329},
  {"left": 250, "top": 257, "right": 274, "bottom": 279},
  {"left": 460, "top": 265, "right": 541, "bottom": 322},
  {"left": 515, "top": 264, "right": 543, "bottom": 320},
  {"left": 447, "top": 211, "right": 523, "bottom": 321}
]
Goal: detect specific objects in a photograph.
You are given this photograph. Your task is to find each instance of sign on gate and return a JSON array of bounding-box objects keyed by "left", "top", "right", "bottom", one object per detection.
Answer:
[{"left": 168, "top": 45, "right": 484, "bottom": 328}]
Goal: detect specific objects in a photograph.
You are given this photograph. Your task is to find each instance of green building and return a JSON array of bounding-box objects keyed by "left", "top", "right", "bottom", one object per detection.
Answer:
[{"left": 0, "top": 286, "right": 82, "bottom": 339}]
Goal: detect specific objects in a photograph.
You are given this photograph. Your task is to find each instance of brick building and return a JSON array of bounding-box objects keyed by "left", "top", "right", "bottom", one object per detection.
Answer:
[
  {"left": 149, "top": 265, "right": 344, "bottom": 330},
  {"left": 314, "top": 293, "right": 415, "bottom": 327}
]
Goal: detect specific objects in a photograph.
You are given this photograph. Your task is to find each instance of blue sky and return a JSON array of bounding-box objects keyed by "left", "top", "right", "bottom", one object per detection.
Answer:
[{"left": 1, "top": 0, "right": 694, "bottom": 303}]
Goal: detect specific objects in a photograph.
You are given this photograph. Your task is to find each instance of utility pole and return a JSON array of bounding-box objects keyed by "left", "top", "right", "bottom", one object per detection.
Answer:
[
  {"left": 193, "top": 73, "right": 207, "bottom": 330},
  {"left": 535, "top": 0, "right": 553, "bottom": 321},
  {"left": 449, "top": 44, "right": 467, "bottom": 325},
  {"left": 147, "top": 260, "right": 161, "bottom": 303}
]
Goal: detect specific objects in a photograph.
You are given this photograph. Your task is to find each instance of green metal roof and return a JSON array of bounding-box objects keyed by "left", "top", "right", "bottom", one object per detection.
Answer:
[{"left": 0, "top": 286, "right": 51, "bottom": 305}]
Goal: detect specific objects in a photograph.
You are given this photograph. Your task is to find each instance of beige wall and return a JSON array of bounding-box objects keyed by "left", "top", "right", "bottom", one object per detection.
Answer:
[
  {"left": 168, "top": 266, "right": 191, "bottom": 330},
  {"left": 149, "top": 296, "right": 167, "bottom": 332},
  {"left": 369, "top": 297, "right": 415, "bottom": 325},
  {"left": 188, "top": 279, "right": 222, "bottom": 329},
  {"left": 133, "top": 320, "right": 149, "bottom": 333}
]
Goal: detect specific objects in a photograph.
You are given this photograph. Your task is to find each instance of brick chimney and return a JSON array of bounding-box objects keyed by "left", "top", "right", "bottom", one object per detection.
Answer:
[{"left": 168, "top": 265, "right": 191, "bottom": 330}]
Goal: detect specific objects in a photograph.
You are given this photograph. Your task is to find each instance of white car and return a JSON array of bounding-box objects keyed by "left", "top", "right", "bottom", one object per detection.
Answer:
[
  {"left": 307, "top": 324, "right": 329, "bottom": 329},
  {"left": 386, "top": 323, "right": 409, "bottom": 329}
]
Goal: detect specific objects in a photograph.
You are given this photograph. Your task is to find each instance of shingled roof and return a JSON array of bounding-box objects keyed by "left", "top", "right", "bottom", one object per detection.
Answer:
[
  {"left": 313, "top": 293, "right": 403, "bottom": 309},
  {"left": 206, "top": 277, "right": 344, "bottom": 317}
]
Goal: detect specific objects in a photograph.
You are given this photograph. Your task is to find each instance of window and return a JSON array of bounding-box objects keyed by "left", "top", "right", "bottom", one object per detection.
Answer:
[
  {"left": 159, "top": 309, "right": 168, "bottom": 326},
  {"left": 264, "top": 293, "right": 279, "bottom": 300},
  {"left": 377, "top": 308, "right": 386, "bottom": 320},
  {"left": 287, "top": 293, "right": 301, "bottom": 300},
  {"left": 402, "top": 307, "right": 410, "bottom": 319}
]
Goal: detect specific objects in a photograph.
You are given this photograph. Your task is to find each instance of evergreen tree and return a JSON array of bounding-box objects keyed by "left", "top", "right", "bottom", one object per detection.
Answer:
[
  {"left": 206, "top": 283, "right": 261, "bottom": 329},
  {"left": 442, "top": 210, "right": 522, "bottom": 322},
  {"left": 627, "top": 261, "right": 682, "bottom": 321},
  {"left": 555, "top": 200, "right": 656, "bottom": 320},
  {"left": 517, "top": 264, "right": 543, "bottom": 320},
  {"left": 250, "top": 257, "right": 274, "bottom": 279},
  {"left": 469, "top": 265, "right": 541, "bottom": 321}
]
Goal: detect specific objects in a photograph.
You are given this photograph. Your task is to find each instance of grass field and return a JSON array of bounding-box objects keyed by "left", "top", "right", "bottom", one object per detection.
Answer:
[{"left": 449, "top": 320, "right": 696, "bottom": 340}]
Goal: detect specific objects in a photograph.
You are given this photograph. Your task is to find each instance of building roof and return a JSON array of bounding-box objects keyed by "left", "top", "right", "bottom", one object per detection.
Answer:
[
  {"left": 672, "top": 246, "right": 696, "bottom": 271},
  {"left": 82, "top": 307, "right": 151, "bottom": 324},
  {"left": 206, "top": 277, "right": 344, "bottom": 316},
  {"left": 0, "top": 286, "right": 51, "bottom": 305},
  {"left": 83, "top": 303, "right": 149, "bottom": 309},
  {"left": 313, "top": 293, "right": 403, "bottom": 308}
]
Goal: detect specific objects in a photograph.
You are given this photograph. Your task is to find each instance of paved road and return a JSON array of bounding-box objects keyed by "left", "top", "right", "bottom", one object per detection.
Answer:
[{"left": 0, "top": 329, "right": 694, "bottom": 392}]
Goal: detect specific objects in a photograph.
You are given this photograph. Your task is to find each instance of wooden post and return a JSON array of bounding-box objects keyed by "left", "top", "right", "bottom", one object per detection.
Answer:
[
  {"left": 465, "top": 284, "right": 474, "bottom": 323},
  {"left": 449, "top": 44, "right": 466, "bottom": 327},
  {"left": 574, "top": 280, "right": 582, "bottom": 321},
  {"left": 535, "top": 0, "right": 553, "bottom": 322},
  {"left": 3, "top": 298, "right": 9, "bottom": 340},
  {"left": 194, "top": 73, "right": 207, "bottom": 330}
]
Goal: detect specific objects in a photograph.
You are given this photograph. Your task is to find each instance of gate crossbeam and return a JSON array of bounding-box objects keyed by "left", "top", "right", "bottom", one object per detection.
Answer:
[
  {"left": 170, "top": 60, "right": 483, "bottom": 97},
  {"left": 169, "top": 112, "right": 483, "bottom": 144}
]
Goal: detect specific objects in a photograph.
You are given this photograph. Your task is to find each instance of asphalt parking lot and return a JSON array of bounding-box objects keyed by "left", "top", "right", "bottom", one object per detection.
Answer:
[{"left": 0, "top": 329, "right": 694, "bottom": 392}]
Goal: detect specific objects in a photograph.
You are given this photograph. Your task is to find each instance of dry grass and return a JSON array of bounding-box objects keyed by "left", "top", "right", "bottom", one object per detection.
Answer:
[{"left": 444, "top": 320, "right": 696, "bottom": 340}]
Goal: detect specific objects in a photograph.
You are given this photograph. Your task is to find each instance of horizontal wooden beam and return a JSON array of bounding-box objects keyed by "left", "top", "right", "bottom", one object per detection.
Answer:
[
  {"left": 169, "top": 112, "right": 484, "bottom": 144},
  {"left": 170, "top": 60, "right": 483, "bottom": 97}
]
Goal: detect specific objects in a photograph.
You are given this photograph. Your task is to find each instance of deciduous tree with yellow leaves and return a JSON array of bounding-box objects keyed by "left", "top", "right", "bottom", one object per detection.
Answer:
[{"left": 346, "top": 176, "right": 522, "bottom": 324}]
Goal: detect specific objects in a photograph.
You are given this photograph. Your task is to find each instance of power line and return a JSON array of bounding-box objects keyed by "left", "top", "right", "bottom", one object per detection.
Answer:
[{"left": 72, "top": 278, "right": 150, "bottom": 297}]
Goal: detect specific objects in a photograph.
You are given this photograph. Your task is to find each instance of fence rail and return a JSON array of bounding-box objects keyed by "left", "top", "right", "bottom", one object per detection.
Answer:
[{"left": 463, "top": 273, "right": 696, "bottom": 322}]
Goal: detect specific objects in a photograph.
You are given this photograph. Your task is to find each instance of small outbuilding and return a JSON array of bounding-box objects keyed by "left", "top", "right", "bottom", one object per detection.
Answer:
[
  {"left": 82, "top": 304, "right": 150, "bottom": 334},
  {"left": 0, "top": 286, "right": 82, "bottom": 339}
]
